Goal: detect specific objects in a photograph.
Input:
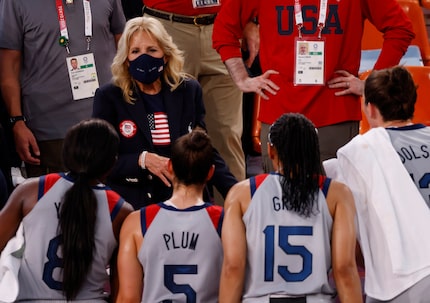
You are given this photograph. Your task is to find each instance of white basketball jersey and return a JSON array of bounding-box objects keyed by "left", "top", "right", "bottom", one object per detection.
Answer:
[
  {"left": 138, "top": 203, "right": 223, "bottom": 303},
  {"left": 242, "top": 173, "right": 335, "bottom": 302},
  {"left": 387, "top": 124, "right": 430, "bottom": 208},
  {"left": 16, "top": 173, "right": 125, "bottom": 301}
]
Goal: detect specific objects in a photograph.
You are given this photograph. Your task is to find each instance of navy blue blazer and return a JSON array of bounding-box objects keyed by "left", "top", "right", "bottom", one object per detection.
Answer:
[{"left": 93, "top": 78, "right": 237, "bottom": 209}]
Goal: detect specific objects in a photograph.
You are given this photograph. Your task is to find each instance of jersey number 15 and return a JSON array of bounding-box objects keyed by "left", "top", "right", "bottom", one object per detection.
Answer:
[{"left": 264, "top": 225, "right": 313, "bottom": 282}]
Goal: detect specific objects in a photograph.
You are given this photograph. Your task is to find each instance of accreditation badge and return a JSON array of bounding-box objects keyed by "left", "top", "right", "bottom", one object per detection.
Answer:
[
  {"left": 294, "top": 37, "right": 325, "bottom": 85},
  {"left": 67, "top": 53, "right": 100, "bottom": 100},
  {"left": 192, "top": 0, "right": 220, "bottom": 8}
]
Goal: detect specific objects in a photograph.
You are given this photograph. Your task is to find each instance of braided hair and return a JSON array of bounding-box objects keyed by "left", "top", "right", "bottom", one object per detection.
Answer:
[{"left": 268, "top": 113, "right": 323, "bottom": 217}]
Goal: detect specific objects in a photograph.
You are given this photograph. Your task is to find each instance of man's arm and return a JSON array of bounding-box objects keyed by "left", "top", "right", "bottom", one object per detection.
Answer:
[
  {"left": 241, "top": 21, "right": 260, "bottom": 68},
  {"left": 114, "top": 34, "right": 122, "bottom": 49},
  {"left": 212, "top": 0, "right": 279, "bottom": 99},
  {"left": 224, "top": 57, "right": 279, "bottom": 99},
  {"left": 0, "top": 49, "right": 40, "bottom": 165},
  {"left": 327, "top": 181, "right": 363, "bottom": 303},
  {"left": 363, "top": 0, "right": 415, "bottom": 69}
]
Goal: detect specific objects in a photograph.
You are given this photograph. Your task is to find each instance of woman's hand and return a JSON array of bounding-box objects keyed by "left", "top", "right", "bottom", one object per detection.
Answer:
[{"left": 143, "top": 152, "right": 172, "bottom": 187}]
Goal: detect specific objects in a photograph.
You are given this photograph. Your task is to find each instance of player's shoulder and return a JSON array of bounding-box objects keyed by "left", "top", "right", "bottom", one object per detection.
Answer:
[
  {"left": 325, "top": 179, "right": 355, "bottom": 214},
  {"left": 327, "top": 179, "right": 352, "bottom": 196}
]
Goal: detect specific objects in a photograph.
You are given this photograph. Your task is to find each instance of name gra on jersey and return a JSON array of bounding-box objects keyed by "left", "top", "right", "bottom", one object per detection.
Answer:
[{"left": 273, "top": 196, "right": 294, "bottom": 211}]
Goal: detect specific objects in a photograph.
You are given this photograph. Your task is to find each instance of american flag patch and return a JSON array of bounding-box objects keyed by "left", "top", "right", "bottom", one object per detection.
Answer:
[{"left": 148, "top": 112, "right": 171, "bottom": 145}]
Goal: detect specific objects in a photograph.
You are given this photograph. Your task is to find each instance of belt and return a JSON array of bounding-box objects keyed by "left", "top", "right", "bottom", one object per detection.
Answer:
[
  {"left": 143, "top": 6, "right": 217, "bottom": 26},
  {"left": 269, "top": 297, "right": 306, "bottom": 303}
]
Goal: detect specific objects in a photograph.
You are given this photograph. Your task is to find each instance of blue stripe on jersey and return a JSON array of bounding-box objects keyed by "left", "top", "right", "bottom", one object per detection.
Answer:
[
  {"left": 140, "top": 207, "right": 147, "bottom": 237},
  {"left": 110, "top": 197, "right": 124, "bottom": 221},
  {"left": 250, "top": 174, "right": 270, "bottom": 198},
  {"left": 159, "top": 203, "right": 208, "bottom": 212},
  {"left": 38, "top": 173, "right": 64, "bottom": 200},
  {"left": 320, "top": 177, "right": 331, "bottom": 197},
  {"left": 140, "top": 204, "right": 161, "bottom": 237},
  {"left": 217, "top": 209, "right": 224, "bottom": 237},
  {"left": 37, "top": 175, "right": 46, "bottom": 200},
  {"left": 386, "top": 123, "right": 426, "bottom": 131},
  {"left": 250, "top": 176, "right": 257, "bottom": 197}
]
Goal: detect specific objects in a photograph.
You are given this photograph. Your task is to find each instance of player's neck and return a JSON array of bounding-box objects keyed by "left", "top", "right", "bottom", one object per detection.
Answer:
[
  {"left": 383, "top": 119, "right": 413, "bottom": 128},
  {"left": 167, "top": 184, "right": 205, "bottom": 209}
]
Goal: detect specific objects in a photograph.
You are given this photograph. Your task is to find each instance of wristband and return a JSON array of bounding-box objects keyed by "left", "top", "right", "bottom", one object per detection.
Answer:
[
  {"left": 139, "top": 151, "right": 148, "bottom": 169},
  {"left": 9, "top": 115, "right": 27, "bottom": 126}
]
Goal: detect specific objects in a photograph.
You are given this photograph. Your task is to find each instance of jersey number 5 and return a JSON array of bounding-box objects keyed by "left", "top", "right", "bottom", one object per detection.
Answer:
[
  {"left": 264, "top": 225, "right": 313, "bottom": 282},
  {"left": 164, "top": 264, "right": 197, "bottom": 303}
]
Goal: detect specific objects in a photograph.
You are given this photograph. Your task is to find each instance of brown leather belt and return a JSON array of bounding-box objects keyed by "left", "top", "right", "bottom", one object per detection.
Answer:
[{"left": 143, "top": 6, "right": 217, "bottom": 26}]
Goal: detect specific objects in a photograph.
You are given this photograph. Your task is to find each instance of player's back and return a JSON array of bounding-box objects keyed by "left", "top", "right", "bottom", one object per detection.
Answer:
[
  {"left": 17, "top": 173, "right": 122, "bottom": 302},
  {"left": 387, "top": 124, "right": 430, "bottom": 208},
  {"left": 242, "top": 173, "right": 335, "bottom": 302},
  {"left": 139, "top": 202, "right": 223, "bottom": 303}
]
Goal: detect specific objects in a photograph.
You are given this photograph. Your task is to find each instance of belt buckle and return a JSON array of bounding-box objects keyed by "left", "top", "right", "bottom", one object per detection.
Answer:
[{"left": 193, "top": 15, "right": 203, "bottom": 26}]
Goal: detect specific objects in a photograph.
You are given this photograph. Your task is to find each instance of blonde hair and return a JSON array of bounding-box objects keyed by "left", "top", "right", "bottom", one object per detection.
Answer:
[{"left": 111, "top": 16, "right": 187, "bottom": 103}]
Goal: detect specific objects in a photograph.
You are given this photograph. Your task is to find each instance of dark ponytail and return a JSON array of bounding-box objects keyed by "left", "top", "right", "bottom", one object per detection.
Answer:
[
  {"left": 268, "top": 113, "right": 322, "bottom": 217},
  {"left": 58, "top": 119, "right": 119, "bottom": 300}
]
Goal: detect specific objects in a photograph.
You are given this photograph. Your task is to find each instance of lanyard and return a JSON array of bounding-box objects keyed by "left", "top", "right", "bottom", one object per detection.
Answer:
[
  {"left": 56, "top": 0, "right": 93, "bottom": 53},
  {"left": 294, "top": 0, "right": 328, "bottom": 38}
]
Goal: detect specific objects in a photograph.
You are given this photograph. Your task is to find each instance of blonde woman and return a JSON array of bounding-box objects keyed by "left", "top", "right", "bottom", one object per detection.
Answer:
[{"left": 93, "top": 16, "right": 236, "bottom": 209}]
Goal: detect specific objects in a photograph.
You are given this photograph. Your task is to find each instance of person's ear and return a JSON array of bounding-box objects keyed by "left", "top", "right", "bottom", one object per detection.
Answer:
[
  {"left": 268, "top": 143, "right": 280, "bottom": 172},
  {"left": 368, "top": 103, "right": 380, "bottom": 119},
  {"left": 366, "top": 102, "right": 384, "bottom": 128},
  {"left": 268, "top": 142, "right": 276, "bottom": 160},
  {"left": 167, "top": 159, "right": 174, "bottom": 175},
  {"left": 205, "top": 164, "right": 215, "bottom": 182}
]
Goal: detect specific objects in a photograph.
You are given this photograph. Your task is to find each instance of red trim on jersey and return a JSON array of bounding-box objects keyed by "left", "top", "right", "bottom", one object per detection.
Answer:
[
  {"left": 318, "top": 175, "right": 326, "bottom": 188},
  {"left": 106, "top": 190, "right": 121, "bottom": 213},
  {"left": 205, "top": 205, "right": 223, "bottom": 230},
  {"left": 254, "top": 174, "right": 269, "bottom": 189},
  {"left": 43, "top": 173, "right": 62, "bottom": 194},
  {"left": 145, "top": 204, "right": 161, "bottom": 230}
]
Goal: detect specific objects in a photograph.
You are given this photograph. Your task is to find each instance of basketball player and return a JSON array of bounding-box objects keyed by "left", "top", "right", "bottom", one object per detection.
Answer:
[
  {"left": 116, "top": 130, "right": 223, "bottom": 302},
  {"left": 0, "top": 119, "right": 133, "bottom": 301},
  {"left": 220, "top": 113, "right": 362, "bottom": 303},
  {"left": 332, "top": 66, "right": 430, "bottom": 302}
]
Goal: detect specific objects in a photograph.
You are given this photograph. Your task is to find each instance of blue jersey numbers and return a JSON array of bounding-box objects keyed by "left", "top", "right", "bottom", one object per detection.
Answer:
[
  {"left": 263, "top": 225, "right": 313, "bottom": 282},
  {"left": 163, "top": 264, "right": 197, "bottom": 303},
  {"left": 42, "top": 235, "right": 63, "bottom": 290}
]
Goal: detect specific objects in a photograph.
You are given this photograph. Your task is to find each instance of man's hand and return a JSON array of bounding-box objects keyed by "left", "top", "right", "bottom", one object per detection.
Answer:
[
  {"left": 224, "top": 58, "right": 280, "bottom": 99},
  {"left": 328, "top": 70, "right": 364, "bottom": 96},
  {"left": 13, "top": 122, "right": 40, "bottom": 165}
]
